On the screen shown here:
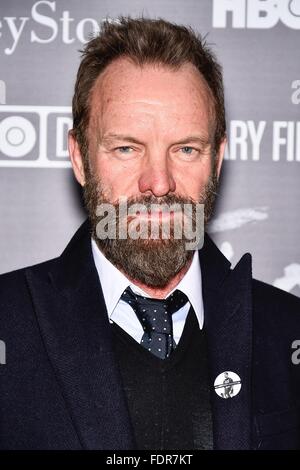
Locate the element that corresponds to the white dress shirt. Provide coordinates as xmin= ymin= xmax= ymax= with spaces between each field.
xmin=91 ymin=239 xmax=204 ymax=344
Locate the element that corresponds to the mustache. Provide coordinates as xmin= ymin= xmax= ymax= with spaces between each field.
xmin=107 ymin=193 xmax=198 ymax=209
xmin=94 ymin=193 xmax=202 ymax=238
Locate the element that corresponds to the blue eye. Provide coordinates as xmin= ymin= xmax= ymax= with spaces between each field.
xmin=116 ymin=146 xmax=133 ymax=153
xmin=181 ymin=146 xmax=194 ymax=154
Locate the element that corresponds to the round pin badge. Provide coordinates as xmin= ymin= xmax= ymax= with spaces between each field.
xmin=214 ymin=371 xmax=241 ymax=399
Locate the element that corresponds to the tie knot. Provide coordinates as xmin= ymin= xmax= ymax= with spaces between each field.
xmin=121 ymin=287 xmax=188 ymax=359
xmin=121 ymin=287 xmax=188 ymax=334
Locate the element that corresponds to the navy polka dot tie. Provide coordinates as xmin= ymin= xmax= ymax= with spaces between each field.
xmin=121 ymin=287 xmax=189 ymax=359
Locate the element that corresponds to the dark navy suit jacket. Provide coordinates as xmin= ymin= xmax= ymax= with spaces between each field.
xmin=1 ymin=220 xmax=300 ymax=450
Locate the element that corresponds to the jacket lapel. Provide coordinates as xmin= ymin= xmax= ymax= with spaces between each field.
xmin=200 ymin=235 xmax=253 ymax=449
xmin=25 ymin=221 xmax=135 ymax=450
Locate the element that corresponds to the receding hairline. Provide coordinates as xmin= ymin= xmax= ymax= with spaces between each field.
xmin=71 ymin=16 xmax=226 ymax=163
xmin=87 ymin=55 xmax=217 ymax=136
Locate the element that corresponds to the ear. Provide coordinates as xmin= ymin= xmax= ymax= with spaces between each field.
xmin=215 ymin=137 xmax=227 ymax=179
xmin=68 ymin=130 xmax=85 ymax=186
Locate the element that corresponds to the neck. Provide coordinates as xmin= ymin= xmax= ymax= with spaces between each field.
xmin=123 ymin=258 xmax=193 ymax=299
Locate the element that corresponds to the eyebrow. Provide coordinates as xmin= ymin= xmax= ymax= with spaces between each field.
xmin=100 ymin=133 xmax=210 ymax=146
xmin=101 ymin=134 xmax=144 ymax=145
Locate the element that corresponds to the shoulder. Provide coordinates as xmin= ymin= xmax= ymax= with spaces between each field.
xmin=253 ymin=278 xmax=300 ymax=314
xmin=0 ymin=221 xmax=91 ymax=326
xmin=252 ymin=278 xmax=300 ymax=336
xmin=0 ymin=257 xmax=58 ymax=291
xmin=0 ymin=258 xmax=59 ymax=324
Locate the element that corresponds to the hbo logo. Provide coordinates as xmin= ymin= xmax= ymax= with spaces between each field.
xmin=213 ymin=0 xmax=300 ymax=29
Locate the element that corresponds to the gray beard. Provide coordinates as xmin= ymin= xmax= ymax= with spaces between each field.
xmin=83 ymin=168 xmax=218 ymax=288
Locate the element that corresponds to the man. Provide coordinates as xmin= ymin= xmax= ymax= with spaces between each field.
xmin=222 ymin=372 xmax=234 ymax=399
xmin=1 ymin=16 xmax=300 ymax=450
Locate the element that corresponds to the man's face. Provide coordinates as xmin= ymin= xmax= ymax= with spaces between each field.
xmin=69 ymin=57 xmax=225 ymax=287
xmin=85 ymin=57 xmax=222 ymax=202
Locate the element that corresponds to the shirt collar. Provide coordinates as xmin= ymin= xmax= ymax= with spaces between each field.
xmin=91 ymin=238 xmax=204 ymax=328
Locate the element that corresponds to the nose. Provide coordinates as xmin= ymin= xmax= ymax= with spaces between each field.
xmin=138 ymin=156 xmax=176 ymax=197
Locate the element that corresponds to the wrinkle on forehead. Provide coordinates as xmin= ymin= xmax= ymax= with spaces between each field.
xmin=88 ymin=57 xmax=216 ymax=146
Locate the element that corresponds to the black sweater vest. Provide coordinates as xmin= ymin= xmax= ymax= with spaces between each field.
xmin=111 ymin=308 xmax=213 ymax=450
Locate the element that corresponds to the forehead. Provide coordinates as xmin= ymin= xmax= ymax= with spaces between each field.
xmin=89 ymin=57 xmax=213 ymax=134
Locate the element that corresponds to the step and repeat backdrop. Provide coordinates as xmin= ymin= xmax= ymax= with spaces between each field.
xmin=0 ymin=0 xmax=299 ymax=296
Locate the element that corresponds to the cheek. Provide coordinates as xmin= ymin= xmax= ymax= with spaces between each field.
xmin=92 ymin=157 xmax=137 ymax=201
xmin=174 ymin=159 xmax=213 ymax=196
xmin=89 ymin=158 xmax=114 ymax=200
